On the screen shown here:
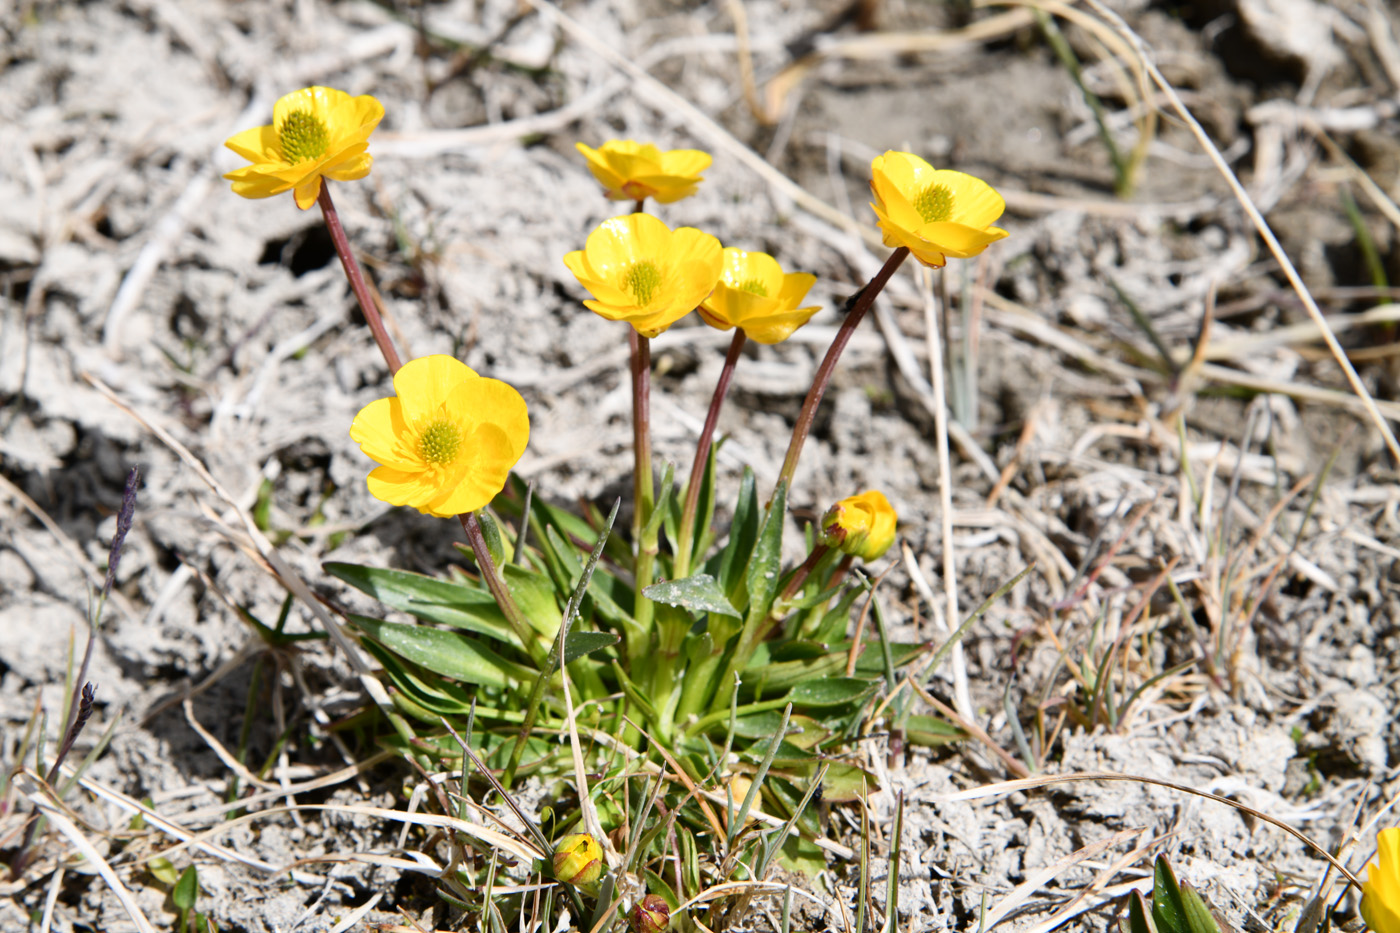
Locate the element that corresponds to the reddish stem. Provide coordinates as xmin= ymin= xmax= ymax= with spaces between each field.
xmin=776 ymin=247 xmax=909 ymax=493
xmin=318 ymin=183 xmax=402 ymax=374
xmin=673 ymin=329 xmax=747 ymax=577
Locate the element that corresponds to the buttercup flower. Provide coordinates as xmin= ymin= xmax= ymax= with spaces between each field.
xmin=698 ymin=248 xmax=820 ymax=345
xmin=349 ymin=356 xmax=528 ymax=518
xmin=869 ymin=151 xmax=1008 ymax=268
xmin=1363 ymin=827 xmax=1400 ymax=933
xmin=576 ymin=140 xmax=711 ymax=203
xmin=552 ymin=833 xmax=604 ymax=885
xmin=820 ymin=491 xmax=897 ymax=561
xmin=564 ymin=214 xmax=722 ymax=338
xmin=224 ymin=86 xmax=384 ymax=210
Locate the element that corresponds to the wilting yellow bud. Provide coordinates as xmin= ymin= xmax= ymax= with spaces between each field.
xmin=552 ymin=833 xmax=603 ymax=885
xmin=632 ymin=895 xmax=671 ymax=933
xmin=820 ymin=491 xmax=897 ymax=561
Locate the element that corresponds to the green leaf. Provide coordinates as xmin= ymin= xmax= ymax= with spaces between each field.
xmin=1127 ymin=890 xmax=1156 ymax=933
xmin=787 ymin=677 xmax=878 ymax=708
xmin=563 ymin=630 xmax=618 ymax=665
xmin=1152 ymin=855 xmax=1190 ymax=933
xmin=360 ymin=639 xmax=476 ymax=715
xmin=325 ymin=563 xmax=511 ymax=642
xmin=351 ymin=616 xmax=515 ymax=688
xmin=903 ymin=714 xmax=966 ymax=747
xmin=730 ymin=711 xmax=830 ymax=749
xmin=148 ymin=856 xmax=178 ymax=886
xmin=172 ymin=864 xmax=199 ymax=910
xmin=642 ymin=574 xmax=741 ymax=619
xmin=1181 ymin=885 xmax=1228 ymax=933
xmin=504 ymin=563 xmax=563 ymax=637
xmin=750 ymin=651 xmax=848 ymax=695
xmin=476 ymin=510 xmax=507 ymax=568
xmin=718 ymin=469 xmax=759 ymax=603
xmin=744 ymin=482 xmax=787 ymax=620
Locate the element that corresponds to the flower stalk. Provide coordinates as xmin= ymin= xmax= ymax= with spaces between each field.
xmin=673 ymin=329 xmax=746 ymax=578
xmin=630 ymin=330 xmax=657 ymax=642
xmin=459 ymin=512 xmax=547 ymax=668
xmin=318 ymin=184 xmax=402 ymax=373
xmin=776 ymin=246 xmax=909 ymax=492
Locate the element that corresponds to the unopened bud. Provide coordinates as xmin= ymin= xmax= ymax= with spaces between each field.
xmin=552 ymin=833 xmax=603 ymax=885
xmin=632 ymin=895 xmax=670 ymax=933
xmin=819 ymin=490 xmax=897 ymax=561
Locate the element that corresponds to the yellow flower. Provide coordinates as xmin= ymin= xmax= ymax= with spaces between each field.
xmin=869 ymin=151 xmax=1008 ymax=268
xmin=224 ymin=86 xmax=384 ymax=210
xmin=820 ymin=491 xmax=897 ymax=561
xmin=349 ymin=356 xmax=528 ymax=518
xmin=1363 ymin=827 xmax=1400 ymax=933
xmin=575 ymin=140 xmax=711 ymax=203
xmin=552 ymin=833 xmax=604 ymax=885
xmin=563 ymin=214 xmax=722 ymax=338
xmin=698 ymin=248 xmax=820 ymax=345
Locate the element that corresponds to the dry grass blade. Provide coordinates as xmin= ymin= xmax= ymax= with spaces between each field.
xmin=980 ymin=825 xmax=1145 ymax=929
xmin=16 ymin=775 xmax=158 ymax=933
xmin=1082 ymin=0 xmax=1400 ymax=462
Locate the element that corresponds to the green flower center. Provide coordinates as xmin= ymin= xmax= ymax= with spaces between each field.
xmin=278 ymin=110 xmax=330 ymax=164
xmin=624 ymin=261 xmax=662 ymax=307
xmin=913 ymin=184 xmax=954 ymax=224
xmin=736 ymin=278 xmax=769 ymax=297
xmin=417 ymin=418 xmax=463 ymax=465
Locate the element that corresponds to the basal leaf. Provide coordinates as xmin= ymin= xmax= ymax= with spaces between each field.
xmin=351 ymin=615 xmax=515 ymax=688
xmin=642 ymin=574 xmax=741 ymax=619
xmin=563 ymin=630 xmax=619 ymax=665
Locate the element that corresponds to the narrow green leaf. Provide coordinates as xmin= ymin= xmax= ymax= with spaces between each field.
xmin=643 ymin=574 xmax=741 ymax=618
xmin=172 ymin=865 xmax=198 ymax=910
xmin=787 ymin=677 xmax=877 ymax=708
xmin=1181 ymin=885 xmax=1228 ymax=933
xmin=351 ymin=616 xmax=514 ymax=688
xmin=903 ymin=714 xmax=966 ymax=747
xmin=476 ymin=510 xmax=507 ymax=568
xmin=744 ymin=481 xmax=787 ymax=619
xmin=563 ymin=630 xmax=618 ymax=665
xmin=718 ymin=469 xmax=759 ymax=602
xmin=1127 ymin=890 xmax=1156 ymax=933
xmin=1152 ymin=855 xmax=1190 ymax=933
xmin=325 ymin=562 xmax=511 ymax=641
xmin=148 ymin=857 xmax=178 ymax=887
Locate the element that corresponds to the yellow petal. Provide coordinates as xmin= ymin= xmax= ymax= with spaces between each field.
xmin=742 ymin=305 xmax=820 ymax=345
xmin=223 ymin=166 xmax=294 ymax=200
xmin=450 ymin=378 xmax=530 ymax=460
xmin=349 ymin=398 xmax=418 ymax=469
xmin=432 ymin=424 xmax=516 ymax=515
xmin=919 ymin=222 xmax=1009 ymax=258
xmin=224 ymin=125 xmax=280 ymax=162
xmin=931 ymin=169 xmax=1006 ymax=227
xmin=293 ymin=177 xmax=322 ymax=210
xmin=775 ymin=272 xmax=817 ymax=308
xmin=323 ymin=150 xmax=373 ymax=182
xmin=366 ymin=465 xmax=440 ymax=510
xmin=391 ymin=355 xmax=479 ymax=425
xmin=658 ymin=148 xmax=711 ymax=177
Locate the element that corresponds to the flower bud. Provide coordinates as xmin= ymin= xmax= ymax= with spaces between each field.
xmin=820 ymin=491 xmax=897 ymax=561
xmin=552 ymin=833 xmax=603 ymax=885
xmin=632 ymin=895 xmax=671 ymax=933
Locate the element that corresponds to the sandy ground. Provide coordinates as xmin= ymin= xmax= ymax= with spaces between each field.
xmin=4 ymin=0 xmax=1400 ymax=930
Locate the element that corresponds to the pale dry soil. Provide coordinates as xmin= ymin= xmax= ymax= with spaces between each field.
xmin=2 ymin=0 xmax=1400 ymax=931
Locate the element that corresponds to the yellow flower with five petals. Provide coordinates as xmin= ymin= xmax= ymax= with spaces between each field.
xmin=869 ymin=151 xmax=1008 ymax=268
xmin=698 ymin=248 xmax=820 ymax=345
xmin=820 ymin=491 xmax=897 ymax=562
xmin=224 ymin=86 xmax=384 ymax=210
xmin=576 ymin=140 xmax=711 ymax=204
xmin=563 ymin=214 xmax=722 ymax=338
xmin=349 ymin=356 xmax=529 ymax=518
xmin=1363 ymin=827 xmax=1400 ymax=933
